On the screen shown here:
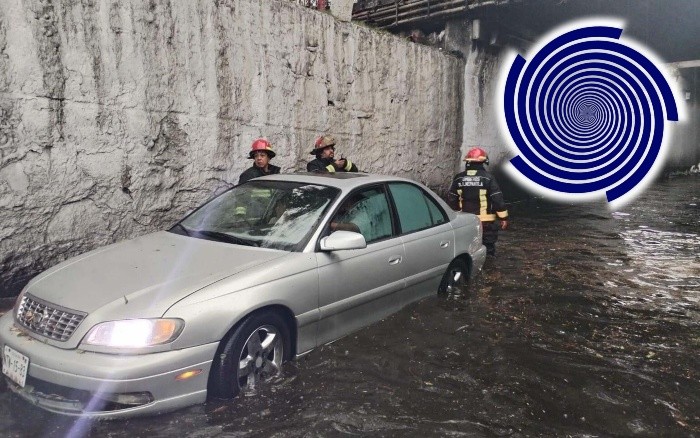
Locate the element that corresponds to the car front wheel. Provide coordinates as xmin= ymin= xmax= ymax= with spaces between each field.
xmin=209 ymin=310 xmax=291 ymax=399
xmin=438 ymin=258 xmax=469 ymax=295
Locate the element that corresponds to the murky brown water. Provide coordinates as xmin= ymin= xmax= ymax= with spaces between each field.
xmin=1 ymin=176 xmax=698 ymax=437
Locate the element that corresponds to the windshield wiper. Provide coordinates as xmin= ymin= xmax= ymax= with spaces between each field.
xmin=190 ymin=229 xmax=259 ymax=247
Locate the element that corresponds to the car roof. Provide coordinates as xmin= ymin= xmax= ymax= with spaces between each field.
xmin=252 ymin=172 xmax=423 ymax=191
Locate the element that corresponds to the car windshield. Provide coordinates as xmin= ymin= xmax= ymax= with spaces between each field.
xmin=173 ymin=181 xmax=340 ymax=251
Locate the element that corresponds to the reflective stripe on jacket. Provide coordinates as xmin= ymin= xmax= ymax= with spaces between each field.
xmin=307 ymin=157 xmax=358 ymax=173
xmin=448 ymin=164 xmax=508 ymax=222
xmin=238 ymin=164 xmax=281 ymax=185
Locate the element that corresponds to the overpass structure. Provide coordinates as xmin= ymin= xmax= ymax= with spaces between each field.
xmin=353 ymin=0 xmax=700 ymax=61
xmin=352 ymin=0 xmax=700 ymax=170
xmin=352 ymin=0 xmax=519 ymax=30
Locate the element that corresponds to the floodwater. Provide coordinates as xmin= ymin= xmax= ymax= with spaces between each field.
xmin=0 ymin=176 xmax=698 ymax=437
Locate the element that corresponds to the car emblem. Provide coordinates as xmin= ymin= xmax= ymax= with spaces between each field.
xmin=24 ymin=308 xmax=49 ymax=328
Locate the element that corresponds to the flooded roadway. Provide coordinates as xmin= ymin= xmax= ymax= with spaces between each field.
xmin=0 ymin=176 xmax=698 ymax=437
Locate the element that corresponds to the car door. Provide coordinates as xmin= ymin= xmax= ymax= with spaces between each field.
xmin=387 ymin=182 xmax=454 ymax=303
xmin=315 ymin=185 xmax=406 ymax=346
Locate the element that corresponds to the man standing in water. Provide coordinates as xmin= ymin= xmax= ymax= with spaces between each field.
xmin=238 ymin=138 xmax=281 ymax=184
xmin=448 ymin=146 xmax=509 ymax=256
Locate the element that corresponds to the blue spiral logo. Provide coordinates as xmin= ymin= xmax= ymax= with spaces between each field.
xmin=503 ymin=24 xmax=679 ymax=204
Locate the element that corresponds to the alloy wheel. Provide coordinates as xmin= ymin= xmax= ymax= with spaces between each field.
xmin=237 ymin=324 xmax=284 ymax=389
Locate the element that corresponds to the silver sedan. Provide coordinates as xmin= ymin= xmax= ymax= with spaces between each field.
xmin=0 ymin=173 xmax=486 ymax=418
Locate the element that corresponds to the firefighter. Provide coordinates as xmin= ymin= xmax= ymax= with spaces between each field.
xmin=448 ymin=147 xmax=509 ymax=256
xmin=238 ymin=138 xmax=281 ymax=185
xmin=307 ymin=135 xmax=358 ymax=173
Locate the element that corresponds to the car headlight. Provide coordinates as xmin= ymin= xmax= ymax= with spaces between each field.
xmin=83 ymin=319 xmax=184 ymax=348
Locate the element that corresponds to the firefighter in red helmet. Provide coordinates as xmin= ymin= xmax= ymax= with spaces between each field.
xmin=448 ymin=147 xmax=509 ymax=256
xmin=238 ymin=138 xmax=281 ymax=184
xmin=307 ymin=135 xmax=358 ymax=173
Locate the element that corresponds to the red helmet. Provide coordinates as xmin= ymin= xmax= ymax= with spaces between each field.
xmin=249 ymin=138 xmax=275 ymax=159
xmin=464 ymin=147 xmax=489 ymax=164
xmin=310 ymin=135 xmax=336 ymax=155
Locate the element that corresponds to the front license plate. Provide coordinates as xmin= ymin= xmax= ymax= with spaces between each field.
xmin=2 ymin=345 xmax=29 ymax=388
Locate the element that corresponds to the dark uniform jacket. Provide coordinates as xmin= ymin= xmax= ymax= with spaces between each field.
xmin=307 ymin=157 xmax=358 ymax=173
xmin=238 ymin=164 xmax=281 ymax=185
xmin=448 ymin=164 xmax=508 ymax=222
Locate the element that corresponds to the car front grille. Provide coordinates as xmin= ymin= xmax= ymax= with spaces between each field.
xmin=15 ymin=294 xmax=86 ymax=342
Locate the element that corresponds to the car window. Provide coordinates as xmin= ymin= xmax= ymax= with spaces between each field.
xmin=424 ymin=191 xmax=448 ymax=225
xmin=388 ymin=183 xmax=446 ymax=233
xmin=331 ymin=187 xmax=393 ymax=244
xmin=176 ymin=181 xmax=340 ymax=251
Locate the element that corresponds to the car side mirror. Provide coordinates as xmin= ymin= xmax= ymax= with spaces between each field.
xmin=319 ymin=231 xmax=367 ymax=251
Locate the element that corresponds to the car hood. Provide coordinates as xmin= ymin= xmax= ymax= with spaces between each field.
xmin=26 ymin=231 xmax=288 ymax=316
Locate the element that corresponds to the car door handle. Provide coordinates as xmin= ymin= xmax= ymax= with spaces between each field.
xmin=388 ymin=256 xmax=402 ymax=265
xmin=440 ymin=241 xmax=450 ymax=248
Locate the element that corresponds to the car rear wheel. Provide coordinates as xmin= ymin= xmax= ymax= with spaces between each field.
xmin=438 ymin=258 xmax=469 ymax=295
xmin=209 ymin=310 xmax=291 ymax=399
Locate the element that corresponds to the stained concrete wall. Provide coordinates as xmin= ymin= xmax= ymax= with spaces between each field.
xmin=0 ymin=0 xmax=464 ymax=296
xmin=668 ymin=67 xmax=700 ymax=170
xmin=444 ymin=19 xmax=511 ymax=178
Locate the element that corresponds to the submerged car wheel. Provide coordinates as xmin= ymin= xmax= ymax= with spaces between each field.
xmin=209 ymin=310 xmax=291 ymax=399
xmin=438 ymin=258 xmax=469 ymax=295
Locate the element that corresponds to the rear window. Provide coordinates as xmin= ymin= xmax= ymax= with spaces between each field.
xmin=388 ymin=183 xmax=447 ymax=234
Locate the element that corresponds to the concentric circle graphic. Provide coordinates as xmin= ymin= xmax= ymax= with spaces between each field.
xmin=503 ymin=24 xmax=679 ymax=203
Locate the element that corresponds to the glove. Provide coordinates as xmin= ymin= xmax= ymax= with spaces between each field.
xmin=500 ymin=219 xmax=509 ymax=231
xmin=334 ymin=158 xmax=347 ymax=170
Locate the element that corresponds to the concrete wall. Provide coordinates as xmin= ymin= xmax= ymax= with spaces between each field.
xmin=0 ymin=0 xmax=464 ymax=296
xmin=444 ymin=19 xmax=511 ymax=177
xmin=668 ymin=67 xmax=700 ymax=170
